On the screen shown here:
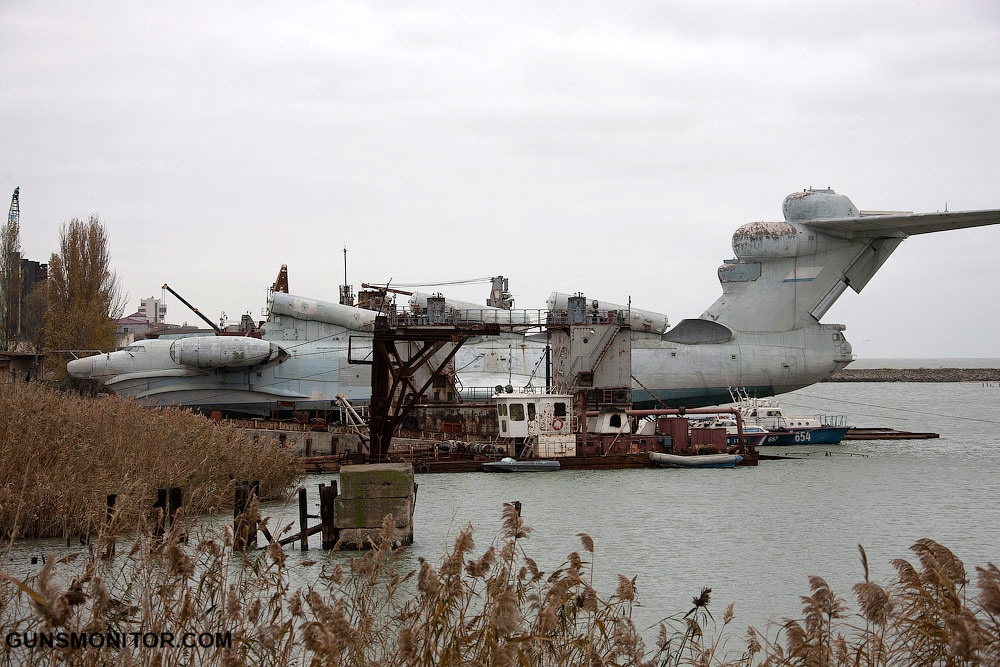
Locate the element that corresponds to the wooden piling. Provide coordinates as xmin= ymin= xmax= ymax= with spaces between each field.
xmin=153 ymin=489 xmax=167 ymax=540
xmin=168 ymin=487 xmax=182 ymax=525
xmin=168 ymin=486 xmax=186 ymax=541
xmin=106 ymin=494 xmax=117 ymax=524
xmin=298 ymin=487 xmax=309 ymax=551
xmin=105 ymin=494 xmax=117 ymax=559
xmin=234 ymin=481 xmax=257 ymax=551
xmin=319 ymin=481 xmax=339 ymax=549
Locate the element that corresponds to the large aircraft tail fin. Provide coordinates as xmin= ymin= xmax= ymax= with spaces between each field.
xmin=700 ymin=188 xmax=1000 ymax=332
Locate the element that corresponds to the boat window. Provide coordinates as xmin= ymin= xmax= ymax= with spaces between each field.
xmin=554 ymin=402 xmax=567 ymax=417
xmin=609 ymin=414 xmax=622 ymax=428
xmin=527 ymin=403 xmax=536 ymax=420
xmin=510 ymin=404 xmax=525 ymax=422
xmin=497 ymin=404 xmax=507 ymax=417
xmin=500 ymin=420 xmax=507 ymax=433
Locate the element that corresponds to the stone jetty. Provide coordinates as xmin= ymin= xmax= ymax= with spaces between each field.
xmin=825 ymin=368 xmax=1000 ymax=382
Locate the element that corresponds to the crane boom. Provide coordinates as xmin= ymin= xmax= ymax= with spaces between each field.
xmin=161 ymin=283 xmax=221 ymax=333
xmin=7 ymin=187 xmax=17 ymax=225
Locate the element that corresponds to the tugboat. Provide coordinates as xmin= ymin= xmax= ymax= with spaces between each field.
xmin=489 ymin=389 xmax=759 ymax=470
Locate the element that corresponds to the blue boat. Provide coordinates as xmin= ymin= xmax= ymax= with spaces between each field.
xmin=758 ymin=426 xmax=849 ymax=446
xmin=731 ymin=392 xmax=849 ymax=446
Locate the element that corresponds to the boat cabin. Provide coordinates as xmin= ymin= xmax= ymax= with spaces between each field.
xmin=495 ymin=392 xmax=573 ymax=438
xmin=494 ymin=391 xmax=578 ymax=458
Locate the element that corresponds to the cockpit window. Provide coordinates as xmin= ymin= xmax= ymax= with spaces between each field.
xmin=125 ymin=345 xmax=146 ymax=353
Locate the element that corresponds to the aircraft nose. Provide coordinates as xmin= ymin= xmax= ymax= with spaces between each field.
xmin=67 ymin=357 xmax=94 ymax=378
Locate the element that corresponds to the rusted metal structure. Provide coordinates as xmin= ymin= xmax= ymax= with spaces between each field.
xmin=360 ymin=312 xmax=500 ymax=460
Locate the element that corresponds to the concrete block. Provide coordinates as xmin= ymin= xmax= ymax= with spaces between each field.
xmin=338 ymin=463 xmax=414 ymax=499
xmin=334 ymin=496 xmax=412 ymax=529
xmin=336 ymin=526 xmax=413 ymax=551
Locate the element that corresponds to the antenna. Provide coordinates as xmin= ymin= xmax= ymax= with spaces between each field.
xmin=339 ymin=245 xmax=355 ymax=306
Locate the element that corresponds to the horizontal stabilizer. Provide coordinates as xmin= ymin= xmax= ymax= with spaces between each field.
xmin=802 ymin=209 xmax=1000 ymax=236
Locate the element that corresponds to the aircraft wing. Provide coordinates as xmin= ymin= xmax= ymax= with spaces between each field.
xmin=801 ymin=209 xmax=1000 ymax=236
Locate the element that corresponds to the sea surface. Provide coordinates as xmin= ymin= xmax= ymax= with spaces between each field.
xmin=7 ymin=379 xmax=1000 ymax=644
xmin=272 ymin=379 xmax=1000 ymax=638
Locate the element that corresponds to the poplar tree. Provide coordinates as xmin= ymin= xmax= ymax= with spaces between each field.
xmin=19 ymin=281 xmax=47 ymax=356
xmin=45 ymin=215 xmax=126 ymax=376
xmin=0 ymin=194 xmax=22 ymax=350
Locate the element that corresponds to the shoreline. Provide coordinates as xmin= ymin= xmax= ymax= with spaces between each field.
xmin=825 ymin=368 xmax=1000 ymax=382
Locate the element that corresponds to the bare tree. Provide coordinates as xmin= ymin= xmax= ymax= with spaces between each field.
xmin=0 ymin=188 xmax=22 ymax=351
xmin=45 ymin=215 xmax=126 ymax=376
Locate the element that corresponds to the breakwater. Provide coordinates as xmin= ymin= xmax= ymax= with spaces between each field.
xmin=826 ymin=368 xmax=1000 ymax=382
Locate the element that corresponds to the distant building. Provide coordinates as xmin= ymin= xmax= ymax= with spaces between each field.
xmin=3 ymin=256 xmax=47 ymax=340
xmin=0 ymin=350 xmax=44 ymax=384
xmin=20 ymin=258 xmax=47 ymax=298
xmin=115 ymin=297 xmax=175 ymax=348
xmin=116 ymin=312 xmax=155 ymax=348
xmin=139 ymin=296 xmax=167 ymax=324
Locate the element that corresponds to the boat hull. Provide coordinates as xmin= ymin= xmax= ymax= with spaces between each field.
xmin=649 ymin=452 xmax=743 ymax=468
xmin=759 ymin=427 xmax=848 ymax=446
xmin=725 ymin=433 xmax=770 ymax=448
xmin=483 ymin=460 xmax=561 ymax=472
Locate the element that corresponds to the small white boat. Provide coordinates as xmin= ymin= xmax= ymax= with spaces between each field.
xmin=483 ymin=457 xmax=561 ymax=473
xmin=649 ymin=451 xmax=743 ymax=469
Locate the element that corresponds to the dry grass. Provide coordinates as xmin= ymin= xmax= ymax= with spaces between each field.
xmin=0 ymin=504 xmax=662 ymax=666
xmin=2 ymin=500 xmax=998 ymax=666
xmin=0 ymin=382 xmax=302 ymax=539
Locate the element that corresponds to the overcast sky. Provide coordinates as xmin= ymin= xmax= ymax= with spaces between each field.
xmin=2 ymin=0 xmax=999 ymax=358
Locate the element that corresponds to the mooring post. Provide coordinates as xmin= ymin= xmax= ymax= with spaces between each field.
xmin=106 ymin=494 xmax=117 ymax=523
xmin=234 ymin=482 xmax=247 ymax=550
xmin=319 ymin=480 xmax=339 ymax=549
xmin=167 ymin=487 xmax=182 ymax=526
xmin=298 ymin=487 xmax=309 ymax=551
xmin=513 ymin=500 xmax=522 ymax=516
xmin=234 ymin=481 xmax=257 ymax=551
xmin=153 ymin=489 xmax=167 ymax=540
xmin=105 ymin=494 xmax=117 ymax=559
xmin=169 ymin=486 xmax=187 ymax=542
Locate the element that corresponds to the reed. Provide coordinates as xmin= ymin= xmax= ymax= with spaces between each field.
xmin=2 ymin=501 xmax=997 ymax=666
xmin=0 ymin=382 xmax=302 ymax=540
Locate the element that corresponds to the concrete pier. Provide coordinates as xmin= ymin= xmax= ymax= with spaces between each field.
xmin=334 ymin=463 xmax=415 ymax=549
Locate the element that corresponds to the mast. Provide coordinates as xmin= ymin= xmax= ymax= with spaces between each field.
xmin=339 ymin=245 xmax=355 ymax=306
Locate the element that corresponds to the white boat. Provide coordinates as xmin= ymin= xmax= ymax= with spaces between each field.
xmin=483 ymin=457 xmax=561 ymax=473
xmin=649 ymin=451 xmax=743 ymax=468
xmin=728 ymin=388 xmax=849 ymax=445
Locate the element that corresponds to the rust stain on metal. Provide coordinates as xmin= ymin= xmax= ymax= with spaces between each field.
xmin=734 ymin=221 xmax=797 ymax=242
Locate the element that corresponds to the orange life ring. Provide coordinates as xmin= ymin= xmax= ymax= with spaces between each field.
xmin=552 ymin=417 xmax=564 ymax=431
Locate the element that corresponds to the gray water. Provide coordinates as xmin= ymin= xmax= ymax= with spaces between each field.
xmin=7 ymin=381 xmax=1000 ymax=639
xmin=394 ymin=381 xmax=1000 ymax=635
